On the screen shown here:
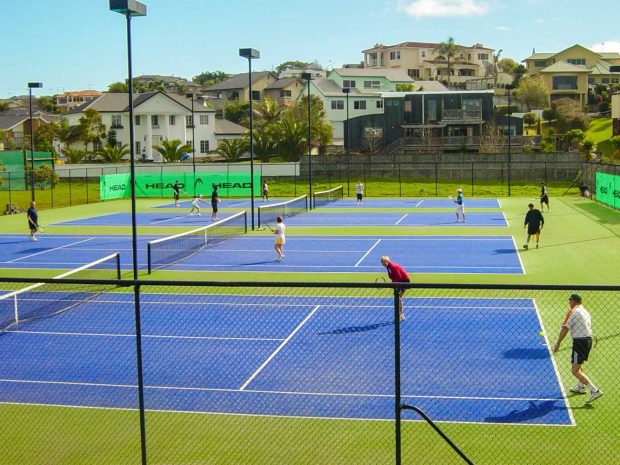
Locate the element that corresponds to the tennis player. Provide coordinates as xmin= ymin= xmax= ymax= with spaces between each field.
xmin=211 ymin=186 xmax=221 ymax=221
xmin=356 ymin=180 xmax=364 ymax=206
xmin=262 ymin=181 xmax=269 ymax=201
xmin=189 ymin=194 xmax=207 ymax=216
xmin=26 ymin=201 xmax=39 ymax=241
xmin=553 ymin=293 xmax=603 ymax=404
xmin=540 ymin=182 xmax=550 ymax=211
xmin=453 ymin=188 xmax=466 ymax=223
xmin=380 ymin=256 xmax=410 ymax=321
xmin=172 ymin=180 xmax=181 ymax=207
xmin=273 ymin=216 xmax=286 ymax=261
xmin=523 ymin=203 xmax=544 ymax=249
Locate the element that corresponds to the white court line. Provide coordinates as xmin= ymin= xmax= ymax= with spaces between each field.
xmin=511 ymin=235 xmax=526 ymax=275
xmin=354 ymin=239 xmax=381 ymax=267
xmin=239 ymin=305 xmax=321 ymax=391
xmin=7 ymin=237 xmax=96 ymax=263
xmin=394 ymin=213 xmax=408 ymax=225
xmin=502 ymin=211 xmax=509 ymax=227
xmin=150 ymin=215 xmax=198 ymax=225
xmin=8 ymin=330 xmax=284 ymax=342
xmin=413 ymin=200 xmax=424 ymax=207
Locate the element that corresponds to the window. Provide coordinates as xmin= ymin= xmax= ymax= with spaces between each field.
xmin=169 ymin=115 xmax=176 ymax=126
xmin=199 ymin=114 xmax=209 ymax=125
xmin=111 ymin=114 xmax=122 ymax=128
xmin=93 ymin=140 xmax=103 ymax=151
xmin=376 ymin=100 xmax=383 ymax=109
xmin=534 ymin=60 xmax=547 ymax=67
xmin=280 ymin=89 xmax=292 ymax=98
xmin=552 ymin=76 xmax=578 ymax=90
xmin=343 ymin=80 xmax=356 ymax=89
xmin=477 ymin=53 xmax=489 ymax=60
xmin=200 ymin=140 xmax=210 ymax=154
xmin=135 ymin=141 xmax=141 ymax=155
xmin=602 ymin=78 xmax=610 ymax=84
xmin=134 ymin=115 xmax=140 ymax=126
xmin=151 ymin=115 xmax=159 ymax=128
xmin=251 ymin=90 xmax=261 ymax=101
xmin=421 ymin=51 xmax=426 ymax=57
xmin=331 ymin=100 xmax=344 ymax=110
xmin=567 ymin=58 xmax=586 ymax=65
xmin=353 ymin=100 xmax=366 ymax=110
xmin=229 ymin=90 xmax=240 ymax=100
xmin=363 ymin=80 xmax=381 ymax=89
xmin=588 ymin=78 xmax=595 ymax=84
xmin=186 ymin=115 xmax=193 ymax=127
xmin=408 ymin=69 xmax=420 ymax=78
xmin=186 ymin=140 xmax=193 ymax=148
xmin=468 ymin=54 xmax=471 ymax=60
xmin=390 ymin=50 xmax=400 ymax=60
xmin=612 ymin=78 xmax=620 ymax=84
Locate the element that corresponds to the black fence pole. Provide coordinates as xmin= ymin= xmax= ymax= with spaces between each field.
xmin=471 ymin=162 xmax=474 ymax=197
xmin=398 ymin=163 xmax=402 ymax=197
xmin=394 ymin=286 xmax=402 ymax=465
xmin=69 ymin=170 xmax=72 ymax=206
xmin=435 ymin=163 xmax=438 ymax=197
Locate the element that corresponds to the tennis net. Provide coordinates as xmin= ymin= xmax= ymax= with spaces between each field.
xmin=0 ymin=253 xmax=121 ymax=333
xmin=257 ymin=195 xmax=308 ymax=229
xmin=313 ymin=185 xmax=343 ymax=208
xmin=147 ymin=210 xmax=247 ymax=273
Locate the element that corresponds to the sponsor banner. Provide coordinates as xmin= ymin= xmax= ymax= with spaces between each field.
xmin=100 ymin=173 xmax=131 ymax=200
xmin=595 ymin=172 xmax=620 ymax=210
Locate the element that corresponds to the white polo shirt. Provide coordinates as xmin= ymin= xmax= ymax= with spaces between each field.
xmin=562 ymin=304 xmax=592 ymax=339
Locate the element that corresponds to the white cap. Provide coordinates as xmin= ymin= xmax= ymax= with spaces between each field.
xmin=457 ymin=188 xmax=463 ymax=193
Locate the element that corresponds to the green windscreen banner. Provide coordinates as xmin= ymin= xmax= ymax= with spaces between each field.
xmin=595 ymin=171 xmax=619 ymax=210
xmin=100 ymin=172 xmax=261 ymax=200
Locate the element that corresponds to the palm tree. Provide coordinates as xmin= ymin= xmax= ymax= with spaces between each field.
xmin=276 ymin=116 xmax=306 ymax=162
xmin=214 ymin=138 xmax=249 ymax=162
xmin=436 ymin=37 xmax=458 ymax=88
xmin=99 ymin=143 xmax=130 ymax=163
xmin=253 ymin=128 xmax=277 ymax=162
xmin=255 ymin=97 xmax=282 ymax=127
xmin=152 ymin=139 xmax=194 ymax=163
xmin=64 ymin=147 xmax=87 ymax=164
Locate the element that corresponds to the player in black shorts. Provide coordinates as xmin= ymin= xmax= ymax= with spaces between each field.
xmin=172 ymin=180 xmax=180 ymax=207
xmin=523 ymin=203 xmax=544 ymax=249
xmin=211 ymin=185 xmax=220 ymax=221
xmin=540 ymin=182 xmax=549 ymax=211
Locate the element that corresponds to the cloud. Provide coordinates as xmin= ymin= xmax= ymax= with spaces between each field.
xmin=492 ymin=25 xmax=510 ymax=31
xmin=591 ymin=41 xmax=620 ymax=54
xmin=397 ymin=0 xmax=490 ymax=18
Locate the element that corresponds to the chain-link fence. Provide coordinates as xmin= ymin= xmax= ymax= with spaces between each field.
xmin=1 ymin=279 xmax=618 ymax=465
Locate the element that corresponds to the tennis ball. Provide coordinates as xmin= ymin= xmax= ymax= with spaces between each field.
xmin=538 ymin=331 xmax=545 ymax=337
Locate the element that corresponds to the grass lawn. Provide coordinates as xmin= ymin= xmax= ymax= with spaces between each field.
xmin=0 ymin=191 xmax=618 ymax=464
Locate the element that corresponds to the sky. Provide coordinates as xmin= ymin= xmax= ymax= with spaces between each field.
xmin=1 ymin=0 xmax=619 ymax=98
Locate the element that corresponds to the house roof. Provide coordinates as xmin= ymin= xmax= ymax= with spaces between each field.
xmin=414 ymin=81 xmax=448 ymax=91
xmin=311 ymin=78 xmax=363 ymax=97
xmin=204 ymin=72 xmax=276 ymax=91
xmin=54 ymin=90 xmax=102 ymax=98
xmin=331 ymin=68 xmax=414 ymax=82
xmin=525 ymin=53 xmax=555 ymax=61
xmin=600 ymin=52 xmax=620 ymax=60
xmin=362 ymin=41 xmax=493 ymax=53
xmin=67 ymin=92 xmax=213 ymax=114
xmin=214 ymin=119 xmax=248 ymax=136
xmin=0 ymin=112 xmax=57 ymax=130
xmin=538 ymin=61 xmax=590 ymax=73
xmin=265 ymin=78 xmax=300 ymax=90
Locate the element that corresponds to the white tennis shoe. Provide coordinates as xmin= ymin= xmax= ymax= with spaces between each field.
xmin=586 ymin=389 xmax=603 ymax=404
xmin=570 ymin=384 xmax=586 ymax=394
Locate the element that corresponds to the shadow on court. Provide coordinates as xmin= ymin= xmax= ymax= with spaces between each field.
xmin=318 ymin=320 xmax=394 ymax=335
xmin=502 ymin=347 xmax=549 ymax=360
xmin=485 ymin=400 xmax=563 ymax=423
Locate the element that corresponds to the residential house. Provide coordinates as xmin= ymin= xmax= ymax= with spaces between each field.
xmin=54 ymin=90 xmax=102 ymax=112
xmin=0 ymin=109 xmax=59 ymax=149
xmin=202 ymin=72 xmax=278 ymax=111
xmin=362 ymin=42 xmax=499 ymax=87
xmin=264 ymin=78 xmax=305 ymax=107
xmin=279 ymin=67 xmax=326 ymax=79
xmin=134 ymin=75 xmax=201 ymax=92
xmin=523 ymin=44 xmax=620 ymax=106
xmin=66 ymin=92 xmax=224 ymax=162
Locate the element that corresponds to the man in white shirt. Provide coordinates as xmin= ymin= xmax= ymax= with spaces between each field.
xmin=356 ymin=181 xmax=364 ymax=206
xmin=273 ymin=216 xmax=286 ymax=261
xmin=553 ymin=293 xmax=603 ymax=404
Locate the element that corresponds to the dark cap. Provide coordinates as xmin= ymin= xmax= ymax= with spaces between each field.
xmin=569 ymin=293 xmax=582 ymax=302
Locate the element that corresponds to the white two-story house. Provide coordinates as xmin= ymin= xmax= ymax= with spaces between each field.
xmin=66 ymin=92 xmax=245 ymax=162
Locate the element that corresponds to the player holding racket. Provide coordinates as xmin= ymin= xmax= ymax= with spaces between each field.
xmin=553 ymin=293 xmax=603 ymax=404
xmin=453 ymin=188 xmax=466 ymax=223
xmin=210 ymin=185 xmax=221 ymax=221
xmin=26 ymin=201 xmax=39 ymax=241
xmin=523 ymin=203 xmax=544 ymax=249
xmin=273 ymin=216 xmax=286 ymax=261
xmin=189 ymin=194 xmax=207 ymax=216
xmin=380 ymin=256 xmax=410 ymax=321
xmin=172 ymin=180 xmax=181 ymax=207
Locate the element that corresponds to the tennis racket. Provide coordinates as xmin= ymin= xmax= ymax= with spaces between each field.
xmin=36 ymin=224 xmax=46 ymax=233
xmin=375 ymin=276 xmax=387 ymax=283
xmin=447 ymin=194 xmax=454 ymax=201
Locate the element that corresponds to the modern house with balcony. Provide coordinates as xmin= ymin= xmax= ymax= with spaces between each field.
xmin=0 ymin=109 xmax=60 ymax=149
xmin=54 ymin=90 xmax=102 ymax=112
xmin=202 ymin=72 xmax=278 ymax=111
xmin=523 ymin=44 xmax=620 ymax=106
xmin=263 ymin=78 xmax=305 ymax=107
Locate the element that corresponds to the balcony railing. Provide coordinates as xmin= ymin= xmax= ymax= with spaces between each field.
xmin=442 ymin=109 xmax=482 ymax=121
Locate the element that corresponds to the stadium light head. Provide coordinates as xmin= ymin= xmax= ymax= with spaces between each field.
xmin=109 ymin=0 xmax=147 ymax=16
xmin=239 ymin=48 xmax=260 ymax=59
xmin=342 ymin=88 xmax=351 ymax=94
xmin=301 ymin=72 xmax=313 ymax=81
xmin=28 ymin=82 xmax=43 ymax=89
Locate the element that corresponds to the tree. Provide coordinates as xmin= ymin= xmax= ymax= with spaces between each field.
xmin=107 ymin=81 xmax=128 ymax=93
xmin=514 ymin=76 xmax=549 ymax=111
xmin=64 ymin=147 xmax=87 ymax=164
xmin=275 ymin=60 xmax=313 ymax=75
xmin=553 ymin=98 xmax=590 ymax=133
xmin=37 ymin=96 xmax=56 ymax=113
xmin=512 ymin=64 xmax=526 ymax=87
xmin=523 ymin=113 xmax=537 ymax=133
xmin=254 ymin=97 xmax=282 ymax=127
xmin=107 ymin=129 xmax=118 ymax=147
xmin=192 ymin=71 xmax=228 ymax=86
xmin=33 ymin=164 xmax=59 ymax=190
xmin=562 ymin=129 xmax=586 ymax=149
xmin=275 ymin=116 xmax=306 ymax=161
xmin=435 ymin=37 xmax=458 ymax=88
xmin=498 ymin=57 xmax=518 ymax=75
xmin=77 ymin=109 xmax=106 ymax=152
xmin=224 ymin=101 xmax=250 ymax=126
xmin=396 ymin=84 xmax=414 ymax=91
xmin=579 ymin=138 xmax=596 ymax=160
xmin=0 ymin=161 xmax=5 ymax=188
xmin=152 ymin=139 xmax=194 ymax=163
xmin=252 ymin=128 xmax=277 ymax=162
xmin=99 ymin=143 xmax=130 ymax=163
xmin=214 ymin=138 xmax=249 ymax=162
xmin=479 ymin=122 xmax=505 ymax=154
xmin=542 ymin=108 xmax=555 ymax=125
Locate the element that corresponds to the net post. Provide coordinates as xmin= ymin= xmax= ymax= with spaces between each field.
xmin=244 ymin=211 xmax=248 ymax=233
xmin=147 ymin=243 xmax=152 ymax=275
xmin=13 ymin=294 xmax=19 ymax=326
xmin=115 ymin=253 xmax=122 ymax=280
xmin=394 ymin=286 xmax=402 ymax=465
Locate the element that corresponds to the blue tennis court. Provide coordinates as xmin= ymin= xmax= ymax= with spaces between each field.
xmin=154 ymin=198 xmax=501 ymax=209
xmin=0 ymin=292 xmax=571 ymax=426
xmin=284 ymin=212 xmax=507 ymax=227
xmin=54 ymin=212 xmax=238 ymax=227
xmin=0 ymin=234 xmax=524 ymax=274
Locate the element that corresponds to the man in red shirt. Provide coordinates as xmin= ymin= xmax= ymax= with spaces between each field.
xmin=380 ymin=256 xmax=411 ymax=321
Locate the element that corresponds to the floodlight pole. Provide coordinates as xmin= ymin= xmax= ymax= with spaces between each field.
xmin=302 ymin=73 xmax=313 ymax=207
xmin=27 ymin=82 xmax=43 ymax=201
xmin=109 ymin=3 xmax=147 ymax=465
xmin=507 ymin=85 xmax=513 ymax=197
xmin=186 ymin=91 xmax=197 ymax=195
xmin=343 ymin=87 xmax=350 ymax=196
xmin=239 ymin=48 xmax=260 ymax=230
